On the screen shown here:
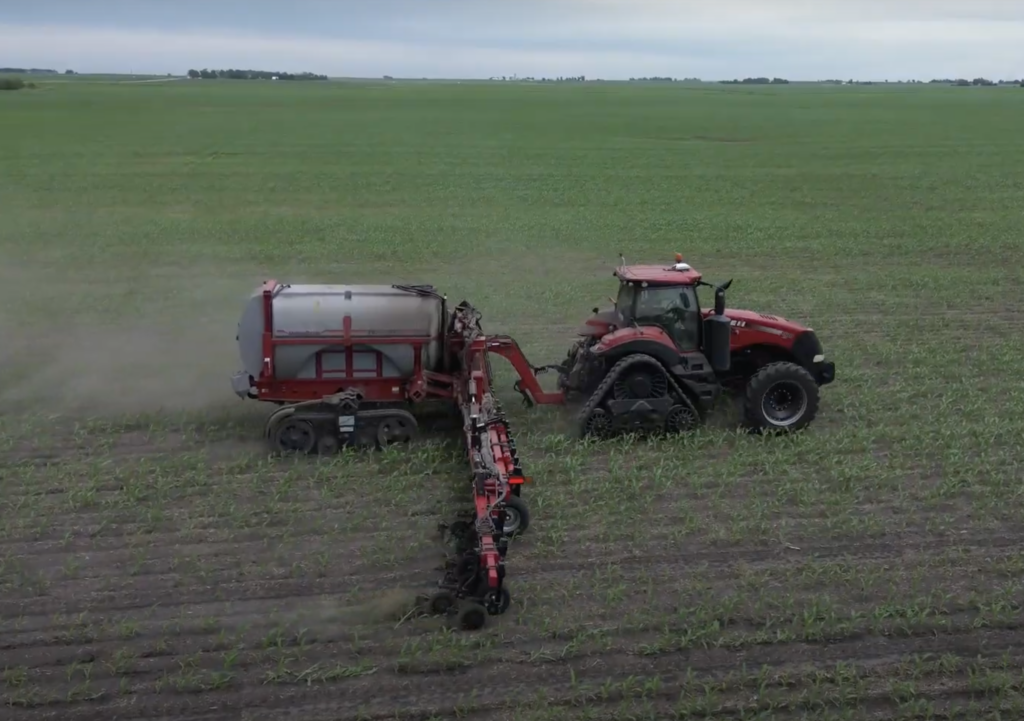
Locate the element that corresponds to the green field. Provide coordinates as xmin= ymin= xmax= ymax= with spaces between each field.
xmin=3 ymin=78 xmax=1024 ymax=720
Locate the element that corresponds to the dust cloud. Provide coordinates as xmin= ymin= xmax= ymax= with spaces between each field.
xmin=0 ymin=258 xmax=260 ymax=418
xmin=1 ymin=323 xmax=240 ymax=416
xmin=297 ymin=588 xmax=427 ymax=628
xmin=228 ymin=588 xmax=434 ymax=646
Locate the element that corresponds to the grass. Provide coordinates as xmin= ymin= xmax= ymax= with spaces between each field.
xmin=2 ymin=77 xmax=1024 ymax=719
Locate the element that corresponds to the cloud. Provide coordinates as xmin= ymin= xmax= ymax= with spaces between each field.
xmin=1 ymin=0 xmax=1023 ymax=80
xmin=555 ymin=0 xmax=1024 ymax=24
xmin=0 ymin=23 xmax=695 ymax=79
xmin=442 ymin=0 xmax=1024 ymax=49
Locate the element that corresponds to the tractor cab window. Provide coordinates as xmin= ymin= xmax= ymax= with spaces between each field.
xmin=634 ymin=285 xmax=700 ymax=350
xmin=615 ymin=282 xmax=635 ymax=316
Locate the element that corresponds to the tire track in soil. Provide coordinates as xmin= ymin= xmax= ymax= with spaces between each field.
xmin=3 ymin=464 xmax=360 ymax=494
xmin=452 ymin=682 xmax=1017 ymax=721
xmin=0 ymin=570 xmax=429 ymax=628
xmin=509 ymin=530 xmax=1022 ymax=577
xmin=0 ymin=522 xmax=404 ymax=555
xmin=0 ymin=504 xmax=434 ymax=546
xmin=1 ymin=588 xmax=434 ymax=650
xmin=0 ymin=570 xmax=441 ymax=624
xmin=18 ymin=628 xmax=1024 ymax=721
xmin=0 ymin=434 xmax=234 ymax=466
xmin=0 ymin=604 xmax=1005 ymax=683
xmin=3 ymin=635 xmax=371 ymax=679
xmin=13 ymin=571 xmax=1021 ymax=660
xmin=17 ymin=522 xmax=1011 ymax=593
xmin=1 ymin=515 xmax=436 ymax=560
xmin=4 ymin=531 xmax=1017 ymax=621
xmin=484 ymin=611 xmax=1024 ymax=663
xmin=2 ymin=540 xmax=437 ymax=590
xmin=2 ymin=543 xmax=288 ymax=578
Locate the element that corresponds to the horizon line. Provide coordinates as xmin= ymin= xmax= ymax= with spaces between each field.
xmin=4 ymin=69 xmax=1023 ymax=84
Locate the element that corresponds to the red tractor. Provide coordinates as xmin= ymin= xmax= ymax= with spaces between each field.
xmin=549 ymin=253 xmax=835 ymax=438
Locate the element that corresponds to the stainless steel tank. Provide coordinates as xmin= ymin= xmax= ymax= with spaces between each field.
xmin=235 ymin=284 xmax=445 ymax=386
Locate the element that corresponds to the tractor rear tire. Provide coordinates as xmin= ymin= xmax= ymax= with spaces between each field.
xmin=743 ymin=362 xmax=820 ymax=433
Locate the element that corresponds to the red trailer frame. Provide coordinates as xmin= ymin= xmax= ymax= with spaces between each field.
xmin=248 ymin=280 xmax=564 ymax=407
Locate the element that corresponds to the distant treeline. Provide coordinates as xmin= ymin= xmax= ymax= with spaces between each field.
xmin=621 ymin=76 xmax=1022 ymax=87
xmin=719 ymin=77 xmax=790 ymax=85
xmin=537 ymin=75 xmax=585 ymax=82
xmin=486 ymin=75 xmax=588 ymax=82
xmin=942 ymin=78 xmax=1019 ymax=86
xmin=0 ymin=67 xmax=59 ymax=74
xmin=715 ymin=77 xmax=1021 ymax=87
xmin=492 ymin=75 xmax=1024 ymax=86
xmin=186 ymin=69 xmax=327 ymax=80
xmin=822 ymin=77 xmax=1021 ymax=86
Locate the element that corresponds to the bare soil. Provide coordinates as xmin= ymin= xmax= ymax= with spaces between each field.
xmin=3 ymin=418 xmax=1023 ymax=721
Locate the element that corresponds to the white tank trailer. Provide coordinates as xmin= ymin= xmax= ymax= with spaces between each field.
xmin=232 ymin=282 xmax=456 ymax=453
xmin=232 ymin=283 xmax=447 ymax=398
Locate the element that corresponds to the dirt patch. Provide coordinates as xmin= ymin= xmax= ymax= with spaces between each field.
xmin=1 ymin=419 xmax=1022 ymax=720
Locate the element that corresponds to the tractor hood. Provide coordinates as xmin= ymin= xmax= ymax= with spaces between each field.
xmin=704 ymin=308 xmax=810 ymax=337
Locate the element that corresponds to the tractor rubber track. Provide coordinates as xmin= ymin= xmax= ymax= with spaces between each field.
xmin=575 ymin=353 xmax=701 ymax=439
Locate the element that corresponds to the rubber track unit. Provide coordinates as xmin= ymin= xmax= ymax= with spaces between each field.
xmin=264 ymin=404 xmax=418 ymax=450
xmin=575 ymin=353 xmax=701 ymax=438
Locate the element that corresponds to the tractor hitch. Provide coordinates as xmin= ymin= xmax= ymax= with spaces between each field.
xmin=512 ymin=362 xmax=565 ymax=407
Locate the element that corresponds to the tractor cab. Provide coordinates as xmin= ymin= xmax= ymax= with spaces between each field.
xmin=613 ymin=256 xmax=704 ymax=351
xmin=578 ymin=253 xmax=733 ymax=373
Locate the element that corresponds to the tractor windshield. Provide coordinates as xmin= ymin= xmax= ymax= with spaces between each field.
xmin=615 ymin=282 xmax=635 ymax=315
xmin=617 ymin=282 xmax=701 ymax=350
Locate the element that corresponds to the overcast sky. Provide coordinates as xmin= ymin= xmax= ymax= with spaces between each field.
xmin=2 ymin=0 xmax=1022 ymax=80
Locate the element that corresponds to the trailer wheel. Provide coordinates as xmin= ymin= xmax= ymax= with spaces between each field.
xmin=316 ymin=434 xmax=339 ymax=455
xmin=427 ymin=590 xmax=456 ymax=616
xmin=502 ymin=494 xmax=530 ymax=536
xmin=456 ymin=601 xmax=487 ymax=631
xmin=743 ymin=362 xmax=820 ymax=433
xmin=484 ymin=587 xmax=512 ymax=615
xmin=376 ymin=414 xmax=416 ymax=447
xmin=270 ymin=418 xmax=317 ymax=454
